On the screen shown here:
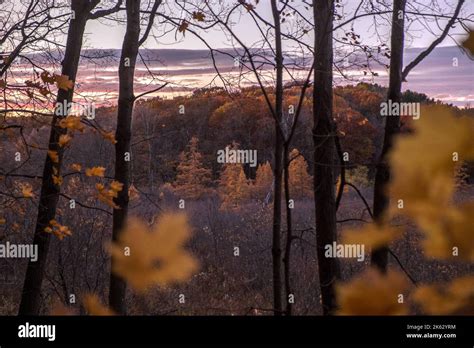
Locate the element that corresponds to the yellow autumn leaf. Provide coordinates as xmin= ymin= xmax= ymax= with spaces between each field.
xmin=336 ymin=268 xmax=410 ymax=315
xmin=389 ymin=105 xmax=474 ymax=261
xmin=58 ymin=116 xmax=85 ymax=132
xmin=58 ymin=134 xmax=72 ymax=147
xmin=110 ymin=180 xmax=124 ymax=193
xmin=389 ymin=106 xmax=474 ymax=216
xmin=418 ymin=203 xmax=474 ymax=261
xmin=44 ymin=220 xmax=72 ymax=240
xmin=412 ymin=276 xmax=474 ymax=315
xmin=86 ymin=166 xmax=105 ymax=177
xmin=108 ymin=213 xmax=199 ymax=292
xmin=52 ymin=174 xmax=63 ymax=186
xmin=70 ymin=163 xmax=82 ymax=172
xmin=389 ymin=105 xmax=474 ymax=220
xmin=83 ymin=294 xmax=115 ymax=316
xmin=96 ymin=182 xmax=121 ymax=209
xmin=19 ymin=183 xmax=34 ymax=198
xmin=48 ymin=150 xmax=59 ymax=164
xmin=55 ymin=74 xmax=74 ymax=91
xmin=101 ymin=131 xmax=117 ymax=144
xmin=0 ymin=217 xmax=5 ymax=225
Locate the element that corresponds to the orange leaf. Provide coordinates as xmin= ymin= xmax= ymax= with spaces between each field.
xmin=86 ymin=166 xmax=105 ymax=177
xmin=58 ymin=134 xmax=72 ymax=147
xmin=54 ymin=74 xmax=74 ymax=91
xmin=178 ymin=20 xmax=188 ymax=35
xmin=48 ymin=150 xmax=59 ymax=163
xmin=101 ymin=131 xmax=117 ymax=144
xmin=40 ymin=71 xmax=56 ymax=84
xmin=19 ymin=183 xmax=34 ymax=198
xmin=192 ymin=11 xmax=205 ymax=21
xmin=52 ymin=174 xmax=63 ymax=186
xmin=44 ymin=219 xmax=72 ymax=240
xmin=70 ymin=163 xmax=82 ymax=172
xmin=39 ymin=87 xmax=50 ymax=97
xmin=83 ymin=294 xmax=115 ymax=315
xmin=58 ymin=116 xmax=85 ymax=132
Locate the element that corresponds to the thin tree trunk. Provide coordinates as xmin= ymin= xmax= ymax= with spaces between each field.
xmin=18 ymin=3 xmax=90 ymax=315
xmin=270 ymin=0 xmax=283 ymax=316
xmin=283 ymin=145 xmax=293 ymax=316
xmin=108 ymin=0 xmax=141 ymax=314
xmin=313 ymin=0 xmax=341 ymax=315
xmin=371 ymin=0 xmax=406 ymax=272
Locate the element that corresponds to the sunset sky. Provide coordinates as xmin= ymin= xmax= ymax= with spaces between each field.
xmin=4 ymin=0 xmax=474 ymax=106
xmin=79 ymin=0 xmax=474 ymax=107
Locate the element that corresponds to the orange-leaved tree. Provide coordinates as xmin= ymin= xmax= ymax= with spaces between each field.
xmin=252 ymin=161 xmax=273 ymax=200
xmin=218 ymin=162 xmax=250 ymax=210
xmin=288 ymin=149 xmax=312 ymax=199
xmin=173 ymin=136 xmax=212 ymax=200
xmin=337 ymin=104 xmax=474 ymax=315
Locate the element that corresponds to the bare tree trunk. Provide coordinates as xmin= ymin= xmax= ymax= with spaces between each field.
xmin=283 ymin=145 xmax=293 ymax=316
xmin=372 ymin=0 xmax=464 ymax=271
xmin=371 ymin=0 xmax=406 ymax=272
xmin=270 ymin=0 xmax=284 ymax=316
xmin=108 ymin=0 xmax=141 ymax=315
xmin=312 ymin=0 xmax=340 ymax=315
xmin=18 ymin=3 xmax=90 ymax=315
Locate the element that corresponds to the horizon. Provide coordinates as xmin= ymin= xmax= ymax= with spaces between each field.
xmin=11 ymin=44 xmax=473 ymax=107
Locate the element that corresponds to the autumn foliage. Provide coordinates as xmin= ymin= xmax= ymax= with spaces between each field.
xmin=338 ymin=105 xmax=474 ymax=315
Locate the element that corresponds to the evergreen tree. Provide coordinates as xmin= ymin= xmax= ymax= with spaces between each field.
xmin=288 ymin=149 xmax=312 ymax=198
xmin=218 ymin=162 xmax=250 ymax=209
xmin=253 ymin=161 xmax=273 ymax=199
xmin=174 ymin=137 xmax=212 ymax=199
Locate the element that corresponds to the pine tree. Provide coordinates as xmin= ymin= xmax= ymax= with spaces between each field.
xmin=174 ymin=137 xmax=212 ymax=199
xmin=288 ymin=149 xmax=312 ymax=198
xmin=253 ymin=161 xmax=273 ymax=199
xmin=218 ymin=162 xmax=249 ymax=209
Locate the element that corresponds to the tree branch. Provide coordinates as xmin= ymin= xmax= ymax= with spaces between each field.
xmin=402 ymin=0 xmax=465 ymax=81
xmin=89 ymin=0 xmax=123 ymax=20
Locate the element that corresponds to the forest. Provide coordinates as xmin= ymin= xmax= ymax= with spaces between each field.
xmin=0 ymin=0 xmax=473 ymax=318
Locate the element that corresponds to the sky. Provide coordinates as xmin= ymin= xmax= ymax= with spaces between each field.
xmin=3 ymin=0 xmax=474 ymax=106
xmin=83 ymin=0 xmax=474 ymax=50
xmin=10 ymin=45 xmax=464 ymax=107
xmin=78 ymin=0 xmax=474 ymax=107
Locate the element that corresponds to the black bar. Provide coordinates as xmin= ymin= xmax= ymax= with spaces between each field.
xmin=0 ymin=315 xmax=472 ymax=346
